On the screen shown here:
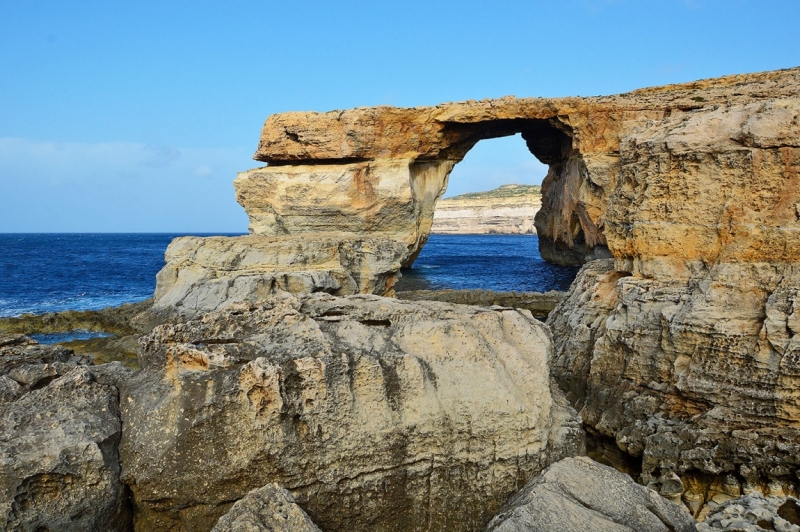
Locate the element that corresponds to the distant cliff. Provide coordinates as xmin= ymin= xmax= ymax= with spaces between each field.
xmin=431 ymin=184 xmax=541 ymax=234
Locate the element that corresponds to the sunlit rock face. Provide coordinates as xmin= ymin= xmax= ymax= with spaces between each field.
xmin=121 ymin=294 xmax=584 ymax=532
xmin=549 ymin=91 xmax=800 ymax=518
xmin=154 ymin=67 xmax=798 ymax=307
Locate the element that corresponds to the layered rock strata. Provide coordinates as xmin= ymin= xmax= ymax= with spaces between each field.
xmin=120 ymin=294 xmax=583 ymax=532
xmin=548 ymin=93 xmax=800 ymax=517
xmin=430 ymin=184 xmax=541 ymax=234
xmin=395 ymin=288 xmax=565 ymax=319
xmin=0 ymin=334 xmax=131 ymax=531
xmin=485 ymin=456 xmax=697 ymax=532
xmin=154 ymin=67 xmax=800 ymax=310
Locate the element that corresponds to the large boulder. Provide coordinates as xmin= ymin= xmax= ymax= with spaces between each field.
xmin=210 ymin=484 xmax=321 ymax=532
xmin=0 ymin=334 xmax=131 ymax=531
xmin=120 ymin=294 xmax=584 ymax=531
xmin=152 ymin=234 xmax=409 ymax=315
xmin=548 ymin=95 xmax=800 ymax=516
xmin=485 ymin=456 xmax=697 ymax=532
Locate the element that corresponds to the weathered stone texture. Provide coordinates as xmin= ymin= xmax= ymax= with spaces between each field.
xmin=0 ymin=334 xmax=131 ymax=531
xmin=152 ymin=235 xmax=409 ymax=316
xmin=697 ymin=494 xmax=800 ymax=531
xmin=121 ymin=294 xmax=583 ymax=532
xmin=153 ymin=67 xmax=800 ymax=310
xmin=210 ymin=484 xmax=321 ymax=532
xmin=542 ymin=76 xmax=800 ymax=521
xmin=485 ymin=456 xmax=697 ymax=532
xmin=251 ymin=67 xmax=800 ymax=267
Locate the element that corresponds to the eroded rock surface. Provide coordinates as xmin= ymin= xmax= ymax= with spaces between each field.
xmin=0 ymin=334 xmax=131 ymax=531
xmin=548 ymin=93 xmax=800 ymax=517
xmin=210 ymin=484 xmax=321 ymax=532
xmin=697 ymin=494 xmax=800 ymax=532
xmin=154 ymin=68 xmax=800 ymax=310
xmin=252 ymin=67 xmax=799 ymax=267
xmin=485 ymin=456 xmax=697 ymax=532
xmin=121 ymin=294 xmax=583 ymax=532
xmin=152 ymin=235 xmax=408 ymax=317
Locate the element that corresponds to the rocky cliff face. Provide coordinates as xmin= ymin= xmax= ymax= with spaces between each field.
xmin=548 ymin=92 xmax=800 ymax=518
xmin=154 ymin=67 xmax=800 ymax=309
xmin=145 ymin=66 xmax=800 ymax=525
xmin=431 ymin=184 xmax=541 ymax=234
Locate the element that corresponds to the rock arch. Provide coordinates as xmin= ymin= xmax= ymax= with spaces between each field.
xmin=236 ymin=112 xmax=615 ymax=275
xmin=153 ymin=67 xmax=800 ymax=314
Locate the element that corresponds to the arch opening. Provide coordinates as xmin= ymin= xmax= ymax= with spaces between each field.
xmin=395 ymin=131 xmax=581 ymax=296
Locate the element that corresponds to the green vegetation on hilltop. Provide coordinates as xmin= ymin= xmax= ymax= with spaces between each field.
xmin=444 ymin=184 xmax=541 ymax=201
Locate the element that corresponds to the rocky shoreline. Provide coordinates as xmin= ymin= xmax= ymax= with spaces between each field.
xmin=2 ymin=66 xmax=799 ymax=531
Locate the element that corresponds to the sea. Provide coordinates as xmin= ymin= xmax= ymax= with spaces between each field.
xmin=0 ymin=233 xmax=578 ymax=318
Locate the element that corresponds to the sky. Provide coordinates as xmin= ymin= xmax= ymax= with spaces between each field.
xmin=1 ymin=0 xmax=798 ymax=232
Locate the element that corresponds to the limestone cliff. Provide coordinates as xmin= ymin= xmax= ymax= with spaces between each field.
xmin=431 ymin=184 xmax=541 ymax=234
xmin=548 ymin=93 xmax=800 ymax=518
xmin=155 ymin=67 xmax=800 ymax=307
xmin=250 ymin=67 xmax=799 ymax=266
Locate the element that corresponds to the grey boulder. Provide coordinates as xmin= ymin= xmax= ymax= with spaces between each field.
xmin=485 ymin=456 xmax=697 ymax=532
xmin=211 ymin=484 xmax=321 ymax=532
xmin=0 ymin=334 xmax=131 ymax=531
xmin=697 ymin=493 xmax=800 ymax=532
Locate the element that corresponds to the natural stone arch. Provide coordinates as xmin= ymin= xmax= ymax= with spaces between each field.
xmin=237 ymin=115 xmax=610 ymax=271
xmin=152 ymin=68 xmax=800 ymax=314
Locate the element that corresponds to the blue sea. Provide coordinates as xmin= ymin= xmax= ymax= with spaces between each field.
xmin=0 ymin=233 xmax=578 ymax=318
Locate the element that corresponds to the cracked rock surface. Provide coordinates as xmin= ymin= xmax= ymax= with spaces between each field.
xmin=210 ymin=483 xmax=321 ymax=532
xmin=0 ymin=334 xmax=132 ymax=531
xmin=120 ymin=293 xmax=583 ymax=531
xmin=485 ymin=456 xmax=697 ymax=532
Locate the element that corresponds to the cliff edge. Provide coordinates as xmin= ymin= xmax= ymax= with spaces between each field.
xmin=431 ymin=184 xmax=541 ymax=234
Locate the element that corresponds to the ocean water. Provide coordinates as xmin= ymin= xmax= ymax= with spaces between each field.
xmin=0 ymin=233 xmax=241 ymax=318
xmin=396 ymin=234 xmax=579 ymax=292
xmin=0 ymin=233 xmax=578 ymax=318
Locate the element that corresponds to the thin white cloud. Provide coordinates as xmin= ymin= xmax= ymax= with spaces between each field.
xmin=0 ymin=137 xmax=253 ymax=231
xmin=193 ymin=165 xmax=214 ymax=177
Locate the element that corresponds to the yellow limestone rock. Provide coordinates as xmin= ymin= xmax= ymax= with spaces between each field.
xmin=548 ymin=91 xmax=800 ymax=517
xmin=154 ymin=67 xmax=800 ymax=311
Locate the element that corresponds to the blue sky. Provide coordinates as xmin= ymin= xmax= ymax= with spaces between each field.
xmin=1 ymin=0 xmax=798 ymax=232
